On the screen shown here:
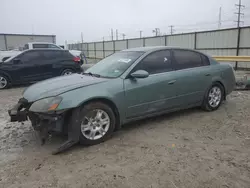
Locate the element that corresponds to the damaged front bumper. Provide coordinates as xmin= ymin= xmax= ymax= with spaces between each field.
xmin=8 ymin=98 xmax=80 ymax=154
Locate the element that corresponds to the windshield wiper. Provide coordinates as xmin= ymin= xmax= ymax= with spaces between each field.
xmin=82 ymin=72 xmax=101 ymax=77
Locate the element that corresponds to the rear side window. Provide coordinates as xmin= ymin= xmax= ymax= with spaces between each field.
xmin=33 ymin=44 xmax=49 ymax=48
xmin=62 ymin=51 xmax=74 ymax=59
xmin=201 ymin=54 xmax=210 ymax=66
xmin=133 ymin=50 xmax=172 ymax=74
xmin=42 ymin=51 xmax=62 ymax=59
xmin=173 ymin=50 xmax=202 ymax=70
xmin=48 ymin=44 xmax=61 ymax=49
xmin=19 ymin=51 xmax=41 ymax=63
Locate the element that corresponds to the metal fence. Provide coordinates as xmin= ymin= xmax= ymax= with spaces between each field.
xmin=68 ymin=26 xmax=250 ymax=69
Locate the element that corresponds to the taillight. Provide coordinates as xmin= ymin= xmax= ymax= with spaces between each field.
xmin=73 ymin=57 xmax=81 ymax=63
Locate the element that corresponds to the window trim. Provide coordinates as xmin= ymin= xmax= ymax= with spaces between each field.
xmin=171 ymin=49 xmax=207 ymax=70
xmin=127 ymin=49 xmax=174 ymax=78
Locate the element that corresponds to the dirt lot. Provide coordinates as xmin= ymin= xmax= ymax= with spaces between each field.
xmin=0 ymin=87 xmax=250 ymax=188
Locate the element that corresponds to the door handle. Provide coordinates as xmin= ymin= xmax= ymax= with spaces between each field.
xmin=205 ymin=73 xmax=211 ymax=76
xmin=168 ymin=80 xmax=176 ymax=85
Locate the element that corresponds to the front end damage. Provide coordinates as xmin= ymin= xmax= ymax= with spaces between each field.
xmin=8 ymin=98 xmax=80 ymax=154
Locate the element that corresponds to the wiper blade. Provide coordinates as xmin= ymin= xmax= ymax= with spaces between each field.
xmin=82 ymin=72 xmax=100 ymax=77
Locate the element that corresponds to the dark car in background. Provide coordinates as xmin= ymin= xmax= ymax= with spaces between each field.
xmin=0 ymin=49 xmax=82 ymax=89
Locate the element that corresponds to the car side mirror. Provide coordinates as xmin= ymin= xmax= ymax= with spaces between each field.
xmin=13 ymin=58 xmax=21 ymax=64
xmin=130 ymin=70 xmax=149 ymax=79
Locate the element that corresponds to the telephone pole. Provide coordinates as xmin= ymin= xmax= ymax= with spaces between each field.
xmin=111 ymin=29 xmax=114 ymax=41
xmin=81 ymin=32 xmax=84 ymax=51
xmin=218 ymin=7 xmax=222 ymax=29
xmin=122 ymin=33 xmax=126 ymax=40
xmin=169 ymin=25 xmax=174 ymax=35
xmin=116 ymin=29 xmax=118 ymax=40
xmin=235 ymin=0 xmax=245 ymax=27
xmin=139 ymin=30 xmax=143 ymax=38
xmin=152 ymin=28 xmax=160 ymax=36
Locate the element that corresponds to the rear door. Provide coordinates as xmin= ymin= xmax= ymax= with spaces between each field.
xmin=39 ymin=50 xmax=63 ymax=79
xmin=124 ymin=50 xmax=179 ymax=119
xmin=171 ymin=49 xmax=212 ymax=107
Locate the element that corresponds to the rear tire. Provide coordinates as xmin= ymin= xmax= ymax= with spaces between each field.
xmin=78 ymin=102 xmax=116 ymax=146
xmin=61 ymin=69 xmax=74 ymax=76
xmin=202 ymin=83 xmax=224 ymax=111
xmin=0 ymin=74 xmax=10 ymax=89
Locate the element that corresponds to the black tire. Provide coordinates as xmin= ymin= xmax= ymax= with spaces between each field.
xmin=61 ymin=69 xmax=74 ymax=76
xmin=0 ymin=74 xmax=10 ymax=89
xmin=79 ymin=102 xmax=116 ymax=146
xmin=202 ymin=83 xmax=224 ymax=111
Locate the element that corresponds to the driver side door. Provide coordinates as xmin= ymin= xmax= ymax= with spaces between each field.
xmin=124 ymin=50 xmax=178 ymax=119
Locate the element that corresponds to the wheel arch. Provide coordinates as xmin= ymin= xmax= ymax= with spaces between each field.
xmin=0 ymin=70 xmax=12 ymax=83
xmin=78 ymin=97 xmax=121 ymax=130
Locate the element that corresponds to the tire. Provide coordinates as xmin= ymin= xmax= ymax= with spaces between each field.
xmin=61 ymin=69 xmax=74 ymax=76
xmin=78 ymin=102 xmax=116 ymax=146
xmin=202 ymin=83 xmax=224 ymax=111
xmin=0 ymin=74 xmax=10 ymax=89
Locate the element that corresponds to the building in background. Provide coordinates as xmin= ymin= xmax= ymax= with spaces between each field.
xmin=0 ymin=33 xmax=56 ymax=50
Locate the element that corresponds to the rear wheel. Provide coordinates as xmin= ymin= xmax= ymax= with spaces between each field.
xmin=61 ymin=69 xmax=74 ymax=76
xmin=202 ymin=83 xmax=224 ymax=111
xmin=78 ymin=102 xmax=116 ymax=145
xmin=0 ymin=75 xmax=10 ymax=89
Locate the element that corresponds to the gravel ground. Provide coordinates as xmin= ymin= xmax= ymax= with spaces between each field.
xmin=0 ymin=87 xmax=250 ymax=188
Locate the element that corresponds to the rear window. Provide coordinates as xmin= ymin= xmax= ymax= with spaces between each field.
xmin=33 ymin=44 xmax=49 ymax=48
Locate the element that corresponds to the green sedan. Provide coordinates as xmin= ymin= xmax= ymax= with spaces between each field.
xmin=8 ymin=46 xmax=236 ymax=154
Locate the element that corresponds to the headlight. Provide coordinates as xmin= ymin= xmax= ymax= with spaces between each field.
xmin=29 ymin=96 xmax=62 ymax=112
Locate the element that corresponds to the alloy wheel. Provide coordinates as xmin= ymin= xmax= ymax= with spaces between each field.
xmin=81 ymin=109 xmax=110 ymax=140
xmin=0 ymin=76 xmax=7 ymax=89
xmin=208 ymin=86 xmax=222 ymax=108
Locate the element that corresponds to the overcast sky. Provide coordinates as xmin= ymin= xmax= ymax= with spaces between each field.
xmin=1 ymin=0 xmax=250 ymax=45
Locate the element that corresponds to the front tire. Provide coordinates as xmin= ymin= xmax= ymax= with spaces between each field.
xmin=78 ymin=102 xmax=116 ymax=146
xmin=0 ymin=75 xmax=10 ymax=89
xmin=202 ymin=83 xmax=224 ymax=111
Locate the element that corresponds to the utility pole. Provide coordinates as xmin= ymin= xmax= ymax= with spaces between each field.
xmin=169 ymin=25 xmax=174 ymax=35
xmin=81 ymin=32 xmax=83 ymax=51
xmin=122 ymin=33 xmax=126 ymax=40
xmin=111 ymin=29 xmax=114 ymax=41
xmin=139 ymin=30 xmax=143 ymax=38
xmin=235 ymin=0 xmax=245 ymax=27
xmin=234 ymin=0 xmax=245 ymax=70
xmin=116 ymin=29 xmax=118 ymax=40
xmin=152 ymin=28 xmax=160 ymax=36
xmin=218 ymin=7 xmax=222 ymax=29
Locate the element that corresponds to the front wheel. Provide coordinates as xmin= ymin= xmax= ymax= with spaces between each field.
xmin=202 ymin=83 xmax=224 ymax=111
xmin=0 ymin=75 xmax=10 ymax=89
xmin=78 ymin=102 xmax=116 ymax=146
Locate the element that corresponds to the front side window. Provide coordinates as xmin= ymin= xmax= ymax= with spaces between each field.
xmin=85 ymin=51 xmax=144 ymax=78
xmin=133 ymin=50 xmax=172 ymax=74
xmin=173 ymin=50 xmax=202 ymax=70
xmin=20 ymin=51 xmax=41 ymax=63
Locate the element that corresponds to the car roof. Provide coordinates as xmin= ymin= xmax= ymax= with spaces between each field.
xmin=27 ymin=42 xmax=56 ymax=45
xmin=122 ymin=46 xmax=202 ymax=53
xmin=23 ymin=49 xmax=69 ymax=52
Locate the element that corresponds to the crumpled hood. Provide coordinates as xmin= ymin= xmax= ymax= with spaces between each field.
xmin=23 ymin=74 xmax=108 ymax=102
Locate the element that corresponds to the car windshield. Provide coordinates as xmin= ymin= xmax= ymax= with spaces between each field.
xmin=85 ymin=51 xmax=144 ymax=78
